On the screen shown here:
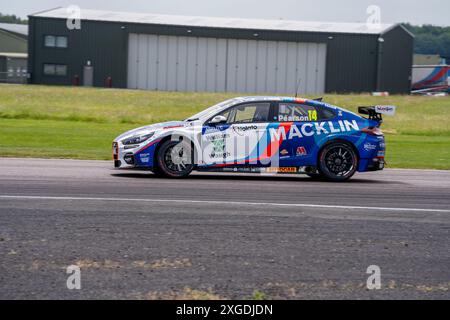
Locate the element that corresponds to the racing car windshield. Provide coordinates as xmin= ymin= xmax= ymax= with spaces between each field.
xmin=185 ymin=99 xmax=238 ymax=122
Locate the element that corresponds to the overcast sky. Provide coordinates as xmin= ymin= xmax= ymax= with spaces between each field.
xmin=2 ymin=0 xmax=449 ymax=26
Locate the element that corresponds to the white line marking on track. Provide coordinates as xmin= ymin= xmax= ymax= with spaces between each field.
xmin=1 ymin=195 xmax=449 ymax=213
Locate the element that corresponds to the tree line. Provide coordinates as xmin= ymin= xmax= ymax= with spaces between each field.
xmin=404 ymin=23 xmax=450 ymax=59
xmin=0 ymin=13 xmax=27 ymax=24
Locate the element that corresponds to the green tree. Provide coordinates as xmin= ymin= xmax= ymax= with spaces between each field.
xmin=404 ymin=23 xmax=450 ymax=59
xmin=0 ymin=13 xmax=28 ymax=24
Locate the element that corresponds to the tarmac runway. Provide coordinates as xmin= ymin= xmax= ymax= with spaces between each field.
xmin=0 ymin=158 xmax=449 ymax=299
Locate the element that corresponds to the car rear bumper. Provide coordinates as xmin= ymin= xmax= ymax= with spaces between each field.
xmin=366 ymin=158 xmax=385 ymax=171
xmin=357 ymin=135 xmax=386 ymax=172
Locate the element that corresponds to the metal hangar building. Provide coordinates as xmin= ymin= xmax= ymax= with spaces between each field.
xmin=28 ymin=8 xmax=414 ymax=94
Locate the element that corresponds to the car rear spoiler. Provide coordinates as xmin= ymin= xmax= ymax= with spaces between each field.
xmin=358 ymin=105 xmax=396 ymax=122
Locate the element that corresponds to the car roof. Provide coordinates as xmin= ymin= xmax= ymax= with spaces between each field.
xmin=193 ymin=96 xmax=356 ymax=122
xmin=233 ymin=96 xmax=328 ymax=107
xmin=232 ymin=96 xmax=358 ymax=117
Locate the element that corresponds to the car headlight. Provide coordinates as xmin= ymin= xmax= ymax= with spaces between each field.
xmin=122 ymin=132 xmax=154 ymax=145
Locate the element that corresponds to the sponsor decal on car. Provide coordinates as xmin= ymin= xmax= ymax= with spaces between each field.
xmin=140 ymin=153 xmax=150 ymax=163
xmin=232 ymin=125 xmax=258 ymax=135
xmin=308 ymin=110 xmax=318 ymax=121
xmin=209 ymin=152 xmax=231 ymax=159
xmin=278 ymin=110 xmax=318 ymax=122
xmin=265 ymin=167 xmax=298 ymax=173
xmin=375 ymin=105 xmax=396 ymax=115
xmin=209 ymin=139 xmax=230 ymax=158
xmin=203 ymin=125 xmax=230 ymax=135
xmin=205 ymin=133 xmax=230 ymax=141
xmin=280 ymin=149 xmax=289 ymax=156
xmin=296 ymin=146 xmax=307 ymax=156
xmin=364 ymin=143 xmax=377 ymax=151
xmin=278 ymin=115 xmax=309 ymax=122
xmin=269 ymin=120 xmax=359 ymax=141
xmin=297 ymin=166 xmax=313 ymax=173
xmin=221 ymin=167 xmax=262 ymax=173
xmin=212 ymin=139 xmax=225 ymax=152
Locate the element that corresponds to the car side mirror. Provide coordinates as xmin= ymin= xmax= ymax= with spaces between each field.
xmin=209 ymin=115 xmax=227 ymax=125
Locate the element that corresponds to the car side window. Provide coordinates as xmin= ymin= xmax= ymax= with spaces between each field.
xmin=219 ymin=108 xmax=233 ymax=123
xmin=321 ymin=107 xmax=337 ymax=120
xmin=277 ymin=103 xmax=318 ymax=122
xmin=276 ymin=103 xmax=335 ymax=122
xmin=218 ymin=103 xmax=271 ymax=124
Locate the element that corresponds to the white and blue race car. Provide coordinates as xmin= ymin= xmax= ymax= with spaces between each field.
xmin=113 ymin=96 xmax=395 ymax=181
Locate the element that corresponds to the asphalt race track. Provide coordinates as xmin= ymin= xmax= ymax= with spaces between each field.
xmin=0 ymin=158 xmax=449 ymax=299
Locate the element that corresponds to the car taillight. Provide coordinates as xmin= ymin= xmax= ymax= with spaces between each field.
xmin=361 ymin=127 xmax=383 ymax=136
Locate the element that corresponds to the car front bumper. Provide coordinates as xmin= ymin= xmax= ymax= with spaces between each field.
xmin=113 ymin=142 xmax=136 ymax=169
xmin=113 ymin=139 xmax=160 ymax=169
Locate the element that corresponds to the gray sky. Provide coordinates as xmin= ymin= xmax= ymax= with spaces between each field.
xmin=2 ymin=0 xmax=449 ymax=26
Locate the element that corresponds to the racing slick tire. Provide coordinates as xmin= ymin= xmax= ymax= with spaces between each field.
xmin=318 ymin=141 xmax=358 ymax=182
xmin=155 ymin=139 xmax=194 ymax=178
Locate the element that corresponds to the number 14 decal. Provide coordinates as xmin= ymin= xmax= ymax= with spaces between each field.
xmin=308 ymin=110 xmax=318 ymax=121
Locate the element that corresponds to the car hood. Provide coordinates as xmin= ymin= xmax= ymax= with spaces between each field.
xmin=114 ymin=121 xmax=186 ymax=142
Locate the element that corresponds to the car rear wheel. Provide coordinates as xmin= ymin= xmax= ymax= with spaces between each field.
xmin=318 ymin=142 xmax=358 ymax=182
xmin=156 ymin=140 xmax=194 ymax=178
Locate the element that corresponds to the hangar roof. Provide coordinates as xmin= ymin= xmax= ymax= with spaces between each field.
xmin=0 ymin=23 xmax=28 ymax=37
xmin=30 ymin=7 xmax=397 ymax=35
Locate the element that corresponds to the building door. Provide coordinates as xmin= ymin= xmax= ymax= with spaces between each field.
xmin=83 ymin=65 xmax=93 ymax=86
xmin=127 ymin=33 xmax=327 ymax=95
xmin=225 ymin=40 xmax=327 ymax=95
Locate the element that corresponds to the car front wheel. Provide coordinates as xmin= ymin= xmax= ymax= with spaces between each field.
xmin=156 ymin=140 xmax=194 ymax=178
xmin=318 ymin=142 xmax=358 ymax=182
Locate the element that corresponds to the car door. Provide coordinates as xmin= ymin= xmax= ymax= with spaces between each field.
xmin=200 ymin=102 xmax=272 ymax=167
xmin=271 ymin=102 xmax=322 ymax=167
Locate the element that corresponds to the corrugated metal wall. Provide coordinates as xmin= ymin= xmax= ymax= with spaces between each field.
xmin=128 ymin=34 xmax=227 ymax=92
xmin=28 ymin=18 xmax=128 ymax=87
xmin=378 ymin=26 xmax=414 ymax=93
xmin=226 ymin=39 xmax=326 ymax=94
xmin=128 ymin=33 xmax=326 ymax=94
xmin=325 ymin=34 xmax=378 ymax=93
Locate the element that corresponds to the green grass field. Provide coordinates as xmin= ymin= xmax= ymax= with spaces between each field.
xmin=0 ymin=84 xmax=449 ymax=169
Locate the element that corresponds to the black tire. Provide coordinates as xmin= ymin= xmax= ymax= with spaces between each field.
xmin=318 ymin=141 xmax=358 ymax=182
xmin=306 ymin=173 xmax=324 ymax=180
xmin=155 ymin=140 xmax=194 ymax=178
xmin=150 ymin=166 xmax=164 ymax=177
